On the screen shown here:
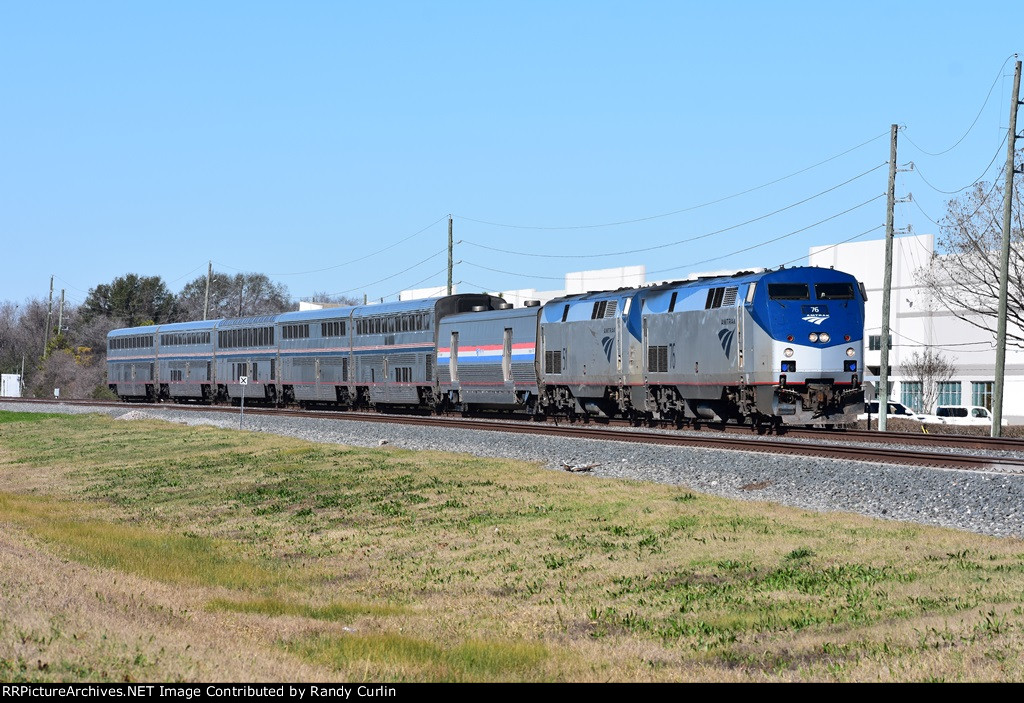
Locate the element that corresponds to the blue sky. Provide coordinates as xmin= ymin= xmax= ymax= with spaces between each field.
xmin=0 ymin=2 xmax=1019 ymax=308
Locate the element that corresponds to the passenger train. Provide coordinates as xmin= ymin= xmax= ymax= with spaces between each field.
xmin=107 ymin=266 xmax=866 ymax=427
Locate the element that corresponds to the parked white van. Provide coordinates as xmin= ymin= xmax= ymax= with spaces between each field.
xmin=934 ymin=405 xmax=1006 ymax=426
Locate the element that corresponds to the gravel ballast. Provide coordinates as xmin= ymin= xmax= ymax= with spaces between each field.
xmin=3 ymin=401 xmax=1023 ymax=538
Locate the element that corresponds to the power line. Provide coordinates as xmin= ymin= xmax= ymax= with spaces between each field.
xmin=911 ymin=177 xmax=1003 ymax=235
xmin=901 ymin=54 xmax=1016 ymax=157
xmin=461 ymin=163 xmax=888 ymax=260
xmin=313 ymin=248 xmax=448 ymax=299
xmin=453 ymin=131 xmax=889 ymax=231
xmin=457 ymin=279 xmax=505 ymax=293
xmin=462 ymin=196 xmax=884 ymax=284
xmin=378 ymin=268 xmax=451 ymax=302
xmin=649 ymin=197 xmax=886 ymax=275
xmin=911 ymin=132 xmax=1008 ymax=195
xmin=908 ymin=196 xmax=943 ymax=228
xmin=460 ymin=261 xmax=566 ymax=281
xmin=890 ymin=328 xmax=997 ymax=353
xmin=52 ymin=275 xmax=93 ymax=297
xmin=166 ymin=262 xmax=210 ymax=286
xmin=214 ymin=214 xmax=449 ymax=277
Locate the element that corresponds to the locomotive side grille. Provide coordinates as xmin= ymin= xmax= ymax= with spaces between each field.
xmin=544 ymin=350 xmax=562 ymax=374
xmin=648 ymin=345 xmax=669 ymax=373
xmin=722 ymin=287 xmax=738 ymax=306
xmin=425 ymin=354 xmax=433 ymax=382
xmin=604 ymin=300 xmax=618 ymax=317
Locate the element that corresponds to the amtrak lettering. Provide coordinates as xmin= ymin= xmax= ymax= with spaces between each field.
xmin=801 ymin=304 xmax=829 ymax=325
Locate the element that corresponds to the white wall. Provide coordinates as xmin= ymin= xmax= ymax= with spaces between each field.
xmin=1 ymin=374 xmax=22 ymax=398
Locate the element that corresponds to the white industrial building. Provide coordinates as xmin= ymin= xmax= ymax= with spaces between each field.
xmin=809 ymin=234 xmax=1024 ymax=422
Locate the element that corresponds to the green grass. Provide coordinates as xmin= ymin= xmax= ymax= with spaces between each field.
xmin=207 ymin=596 xmax=407 ymax=621
xmin=282 ymin=633 xmax=549 ymax=682
xmin=0 ymin=411 xmax=66 ymax=424
xmin=0 ymin=492 xmax=282 ymax=590
xmin=3 ymin=412 xmax=1024 ymax=681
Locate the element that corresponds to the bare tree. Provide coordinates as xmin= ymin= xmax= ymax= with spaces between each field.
xmin=901 ymin=349 xmax=956 ymax=412
xmin=918 ymin=148 xmax=1024 ymax=348
xmin=176 ymin=272 xmax=293 ymax=320
xmin=306 ymin=291 xmax=360 ymax=308
xmin=30 ymin=348 xmax=109 ymax=399
xmin=0 ymin=299 xmax=50 ymax=384
xmin=0 ymin=297 xmax=113 ymax=399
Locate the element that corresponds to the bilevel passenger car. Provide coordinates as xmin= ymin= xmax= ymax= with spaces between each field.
xmin=107 ymin=266 xmax=865 ymax=427
xmin=107 ymin=294 xmax=506 ymax=408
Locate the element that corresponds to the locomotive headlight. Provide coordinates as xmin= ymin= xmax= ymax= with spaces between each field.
xmin=808 ymin=332 xmax=819 ymax=343
xmin=819 ymin=332 xmax=830 ymax=343
xmin=846 ymin=347 xmax=856 ymax=357
xmin=783 ymin=347 xmax=794 ymax=358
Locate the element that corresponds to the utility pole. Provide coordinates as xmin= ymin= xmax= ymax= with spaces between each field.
xmin=992 ymin=59 xmax=1022 ymax=437
xmin=878 ymin=124 xmax=899 ymax=432
xmin=43 ymin=275 xmax=54 ymax=356
xmin=57 ymin=289 xmax=65 ymax=338
xmin=447 ymin=215 xmax=454 ymax=296
xmin=203 ymin=261 xmax=212 ymax=321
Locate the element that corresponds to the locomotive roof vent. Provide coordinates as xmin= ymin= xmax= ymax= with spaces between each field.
xmin=470 ymin=305 xmax=488 ymax=312
xmin=524 ymin=300 xmax=541 ymax=307
xmin=498 ymin=303 xmax=513 ymax=310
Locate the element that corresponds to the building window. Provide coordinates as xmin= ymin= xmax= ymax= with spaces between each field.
xmin=901 ymin=381 xmax=924 ymax=413
xmin=868 ymin=335 xmax=892 ymax=351
xmin=937 ymin=381 xmax=961 ymax=406
xmin=972 ymin=381 xmax=994 ymax=410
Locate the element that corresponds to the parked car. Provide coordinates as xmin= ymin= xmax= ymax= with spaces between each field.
xmin=934 ymin=405 xmax=1007 ymax=426
xmin=858 ymin=401 xmax=920 ymax=421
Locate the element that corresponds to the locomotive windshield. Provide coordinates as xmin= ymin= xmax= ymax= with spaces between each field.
xmin=767 ymin=283 xmax=809 ymax=300
xmin=815 ymin=282 xmax=855 ymax=300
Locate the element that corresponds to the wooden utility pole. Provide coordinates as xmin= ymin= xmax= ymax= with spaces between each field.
xmin=447 ymin=215 xmax=454 ymax=296
xmin=878 ymin=124 xmax=899 ymax=431
xmin=203 ymin=261 xmax=212 ymax=321
xmin=57 ymin=289 xmax=65 ymax=337
xmin=43 ymin=275 xmax=54 ymax=356
xmin=992 ymin=59 xmax=1022 ymax=437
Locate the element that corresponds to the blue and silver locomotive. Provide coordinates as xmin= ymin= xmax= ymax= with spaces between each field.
xmin=108 ymin=266 xmax=864 ymax=426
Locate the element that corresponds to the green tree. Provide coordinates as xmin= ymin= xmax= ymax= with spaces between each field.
xmin=81 ymin=274 xmax=176 ymax=328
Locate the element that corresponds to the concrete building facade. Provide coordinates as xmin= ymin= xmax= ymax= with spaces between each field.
xmin=809 ymin=234 xmax=1024 ymax=421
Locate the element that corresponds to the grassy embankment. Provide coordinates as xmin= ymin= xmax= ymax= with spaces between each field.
xmin=1 ymin=410 xmax=1024 ymax=682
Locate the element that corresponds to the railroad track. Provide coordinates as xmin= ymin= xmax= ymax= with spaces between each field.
xmin=4 ymin=397 xmax=1023 ymax=473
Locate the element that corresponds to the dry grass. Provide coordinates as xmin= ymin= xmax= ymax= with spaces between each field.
xmin=2 ymin=410 xmax=1024 ymax=681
